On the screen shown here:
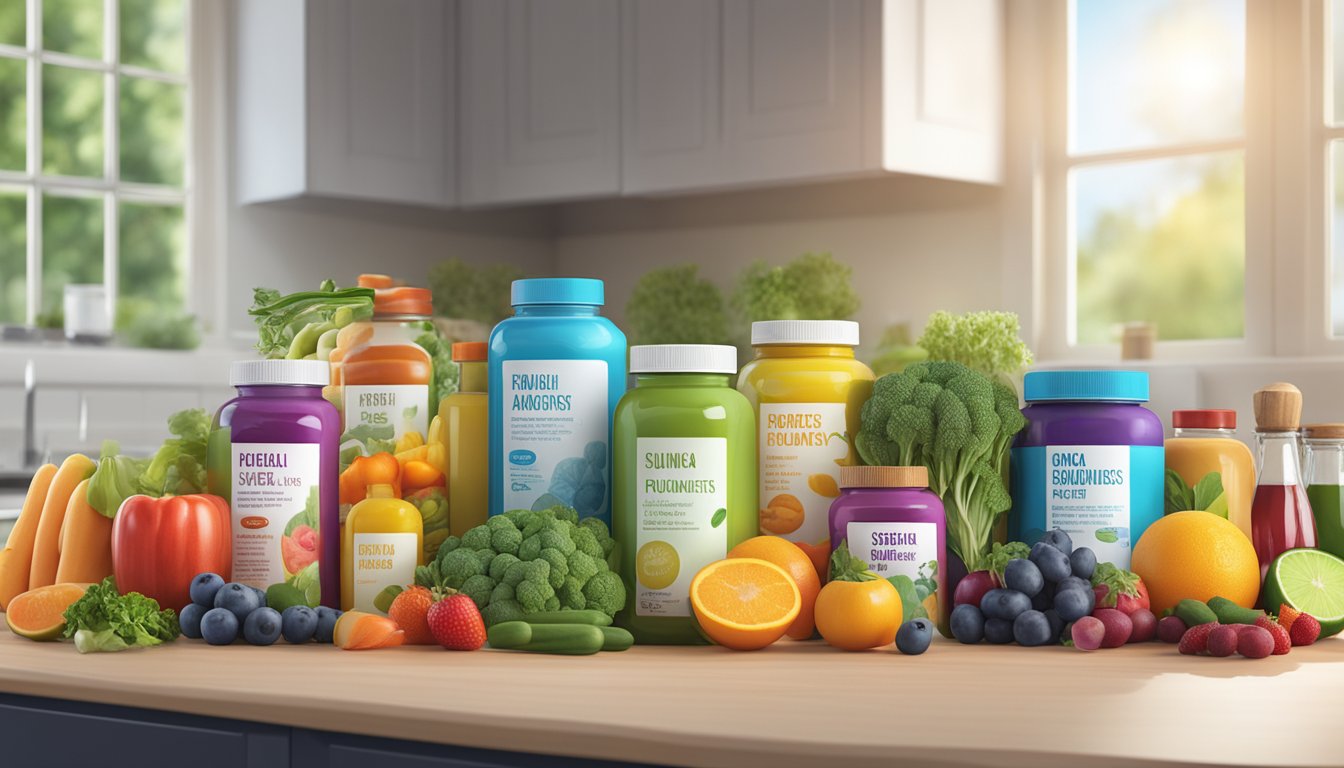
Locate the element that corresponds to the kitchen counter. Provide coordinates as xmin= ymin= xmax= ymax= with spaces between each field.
xmin=0 ymin=630 xmax=1341 ymax=767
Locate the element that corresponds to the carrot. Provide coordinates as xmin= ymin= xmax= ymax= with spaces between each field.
xmin=28 ymin=454 xmax=95 ymax=590
xmin=54 ymin=479 xmax=114 ymax=584
xmin=0 ymin=464 xmax=57 ymax=610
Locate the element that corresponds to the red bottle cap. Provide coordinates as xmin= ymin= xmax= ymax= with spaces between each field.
xmin=1172 ymin=409 xmax=1237 ymax=430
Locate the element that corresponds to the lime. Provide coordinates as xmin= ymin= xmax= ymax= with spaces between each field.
xmin=1261 ymin=548 xmax=1344 ymax=637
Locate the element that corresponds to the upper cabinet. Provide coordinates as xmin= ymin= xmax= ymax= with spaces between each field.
xmin=459 ymin=0 xmax=622 ymax=206
xmin=234 ymin=0 xmax=455 ymax=207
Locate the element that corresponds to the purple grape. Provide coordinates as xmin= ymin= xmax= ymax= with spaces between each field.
xmin=1071 ymin=615 xmax=1105 ymax=651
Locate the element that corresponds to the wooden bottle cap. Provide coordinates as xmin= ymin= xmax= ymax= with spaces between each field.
xmin=1253 ymin=382 xmax=1302 ymax=432
xmin=1304 ymin=423 xmax=1344 ymax=440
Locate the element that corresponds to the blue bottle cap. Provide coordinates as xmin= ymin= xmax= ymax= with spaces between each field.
xmin=511 ymin=278 xmax=605 ymax=307
xmin=1023 ymin=370 xmax=1149 ymax=403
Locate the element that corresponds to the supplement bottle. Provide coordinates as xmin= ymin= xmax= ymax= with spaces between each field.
xmin=1303 ymin=423 xmax=1344 ymax=559
xmin=1009 ymin=370 xmax=1164 ymax=570
xmin=208 ymin=360 xmax=340 ymax=608
xmin=614 ymin=345 xmax=756 ymax=644
xmin=442 ymin=341 xmax=489 ymax=536
xmin=341 ymin=484 xmax=424 ymax=614
xmin=489 ymin=278 xmax=626 ymax=524
xmin=1164 ymin=409 xmax=1255 ymax=537
xmin=828 ymin=465 xmax=947 ymax=635
xmin=340 ymin=274 xmax=434 ymax=448
xmin=737 ymin=320 xmax=874 ymax=552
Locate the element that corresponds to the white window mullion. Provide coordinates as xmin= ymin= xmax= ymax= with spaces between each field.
xmin=26 ymin=0 xmax=41 ymax=326
xmin=103 ymin=0 xmax=119 ymax=327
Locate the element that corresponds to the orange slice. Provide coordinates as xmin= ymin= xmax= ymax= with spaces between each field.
xmin=690 ymin=558 xmax=801 ymax=651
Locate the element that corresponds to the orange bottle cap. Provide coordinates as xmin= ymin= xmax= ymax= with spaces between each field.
xmin=452 ymin=342 xmax=488 ymax=362
xmin=357 ymin=274 xmax=432 ymax=317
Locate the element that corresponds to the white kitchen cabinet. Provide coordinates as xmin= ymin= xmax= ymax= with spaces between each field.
xmin=234 ymin=0 xmax=454 ymax=207
xmin=459 ymin=0 xmax=622 ymax=206
xmin=622 ymin=0 xmax=1003 ymax=194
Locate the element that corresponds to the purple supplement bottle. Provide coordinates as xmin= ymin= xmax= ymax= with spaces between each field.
xmin=208 ymin=360 xmax=341 ymax=608
xmin=828 ymin=465 xmax=948 ymax=635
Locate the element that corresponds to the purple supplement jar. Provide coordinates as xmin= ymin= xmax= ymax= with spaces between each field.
xmin=828 ymin=465 xmax=948 ymax=634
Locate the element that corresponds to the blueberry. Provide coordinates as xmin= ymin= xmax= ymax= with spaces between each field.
xmin=251 ymin=586 xmax=268 ymax=608
xmin=1029 ymin=541 xmax=1072 ymax=583
xmin=189 ymin=573 xmax=225 ymax=608
xmin=984 ymin=617 xmax=1015 ymax=644
xmin=214 ymin=582 xmax=262 ymax=623
xmin=1053 ymin=585 xmax=1094 ymax=622
xmin=281 ymin=605 xmax=318 ymax=643
xmin=1044 ymin=608 xmax=1064 ymax=642
xmin=1041 ymin=528 xmax=1073 ymax=556
xmin=1013 ymin=609 xmax=1054 ymax=647
xmin=1004 ymin=558 xmax=1044 ymax=597
xmin=979 ymin=588 xmax=1032 ymax=621
xmin=243 ymin=607 xmax=283 ymax=646
xmin=1070 ymin=546 xmax=1097 ymax=580
xmin=314 ymin=607 xmax=342 ymax=644
xmin=950 ymin=604 xmax=985 ymax=644
xmin=1031 ymin=589 xmax=1052 ymax=612
xmin=895 ymin=618 xmax=934 ymax=655
xmin=179 ymin=602 xmax=206 ymax=639
xmin=200 ymin=607 xmax=240 ymax=645
xmin=1055 ymin=575 xmax=1091 ymax=595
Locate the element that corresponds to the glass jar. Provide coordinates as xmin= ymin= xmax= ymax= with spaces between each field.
xmin=1303 ymin=424 xmax=1344 ymax=558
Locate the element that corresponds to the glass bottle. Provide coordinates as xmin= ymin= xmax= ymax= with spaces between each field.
xmin=1250 ymin=383 xmax=1317 ymax=579
xmin=1304 ymin=424 xmax=1344 ymax=558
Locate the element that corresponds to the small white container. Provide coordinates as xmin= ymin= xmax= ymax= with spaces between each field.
xmin=63 ymin=284 xmax=111 ymax=342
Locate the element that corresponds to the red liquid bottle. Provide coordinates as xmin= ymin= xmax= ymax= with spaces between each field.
xmin=1250 ymin=383 xmax=1318 ymax=579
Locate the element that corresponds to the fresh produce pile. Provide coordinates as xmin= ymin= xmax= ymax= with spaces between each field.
xmin=1153 ymin=596 xmax=1322 ymax=660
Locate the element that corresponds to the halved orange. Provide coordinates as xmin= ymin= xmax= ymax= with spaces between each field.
xmin=690 ymin=558 xmax=801 ymax=651
xmin=728 ymin=536 xmax=821 ymax=640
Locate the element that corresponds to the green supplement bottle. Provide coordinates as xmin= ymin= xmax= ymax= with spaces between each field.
xmin=614 ymin=344 xmax=757 ymax=644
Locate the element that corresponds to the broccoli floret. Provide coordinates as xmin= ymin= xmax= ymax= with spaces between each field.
xmin=523 ymin=559 xmax=550 ymax=586
xmin=489 ymin=552 xmax=520 ymax=582
xmin=503 ymin=560 xmax=530 ymax=587
xmin=579 ymin=518 xmax=615 ymax=556
xmin=566 ymin=549 xmax=600 ymax=585
xmin=558 ymin=576 xmax=586 ymax=610
xmin=572 ymin=527 xmax=603 ymax=559
xmin=517 ymin=579 xmax=556 ymax=613
xmin=436 ymin=535 xmax=461 ymax=559
xmin=481 ymin=599 xmax=526 ymax=627
xmin=518 ymin=535 xmax=542 ymax=562
xmin=543 ymin=596 xmax=561 ymax=612
xmin=487 ymin=516 xmax=523 ymax=555
xmin=583 ymin=570 xmax=625 ymax=616
xmin=459 ymin=574 xmax=497 ymax=609
xmin=538 ymin=522 xmax=576 ymax=556
xmin=549 ymin=504 xmax=580 ymax=526
xmin=538 ymin=547 xmax=568 ymax=588
xmin=461 ymin=524 xmax=492 ymax=552
xmin=490 ymin=581 xmax=515 ymax=604
xmin=473 ymin=548 xmax=495 ymax=572
xmin=438 ymin=547 xmax=483 ymax=588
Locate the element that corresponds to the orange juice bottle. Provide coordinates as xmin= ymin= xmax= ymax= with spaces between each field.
xmin=341 ymin=274 xmax=434 ymax=447
xmin=441 ymin=342 xmax=488 ymax=536
xmin=1165 ymin=409 xmax=1255 ymax=538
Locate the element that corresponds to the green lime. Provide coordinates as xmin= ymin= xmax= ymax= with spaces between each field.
xmin=1262 ymin=548 xmax=1344 ymax=637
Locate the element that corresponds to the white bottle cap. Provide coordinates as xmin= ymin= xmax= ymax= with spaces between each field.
xmin=629 ymin=345 xmax=739 ymax=374
xmin=229 ymin=359 xmax=331 ymax=387
xmin=750 ymin=320 xmax=860 ymax=346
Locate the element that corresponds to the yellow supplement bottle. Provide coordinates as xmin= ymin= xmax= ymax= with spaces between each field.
xmin=441 ymin=342 xmax=489 ymax=536
xmin=737 ymin=321 xmax=875 ymax=552
xmin=341 ymin=484 xmax=424 ymax=613
xmin=1164 ymin=409 xmax=1255 ymax=538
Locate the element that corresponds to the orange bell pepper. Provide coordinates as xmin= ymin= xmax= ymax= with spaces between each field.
xmin=339 ymin=453 xmax=402 ymax=506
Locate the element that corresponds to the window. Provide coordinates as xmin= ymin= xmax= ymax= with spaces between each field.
xmin=0 ymin=0 xmax=189 ymax=333
xmin=1328 ymin=0 xmax=1344 ymax=336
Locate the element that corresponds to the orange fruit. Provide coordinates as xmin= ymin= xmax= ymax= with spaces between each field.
xmin=728 ymin=535 xmax=821 ymax=640
xmin=387 ymin=586 xmax=437 ymax=645
xmin=689 ymin=558 xmax=801 ymax=650
xmin=1132 ymin=510 xmax=1260 ymax=614
xmin=794 ymin=538 xmax=830 ymax=584
xmin=814 ymin=578 xmax=902 ymax=650
xmin=5 ymin=582 xmax=90 ymax=641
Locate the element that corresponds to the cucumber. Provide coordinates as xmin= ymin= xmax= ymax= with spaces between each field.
xmin=523 ymin=609 xmax=612 ymax=627
xmin=1174 ymin=598 xmax=1218 ymax=627
xmin=487 ymin=621 xmax=533 ymax=649
xmin=488 ymin=622 xmax=605 ymax=655
xmin=601 ymin=626 xmax=634 ymax=652
xmin=1207 ymin=596 xmax=1265 ymax=625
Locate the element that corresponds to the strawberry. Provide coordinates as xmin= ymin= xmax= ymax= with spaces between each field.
xmin=1255 ymin=616 xmax=1292 ymax=655
xmin=1289 ymin=613 xmax=1321 ymax=647
xmin=1178 ymin=621 xmax=1218 ymax=655
xmin=1277 ymin=604 xmax=1301 ymax=631
xmin=1091 ymin=563 xmax=1149 ymax=615
xmin=426 ymin=594 xmax=486 ymax=651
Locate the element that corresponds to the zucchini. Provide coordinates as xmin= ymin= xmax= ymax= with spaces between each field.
xmin=1207 ymin=596 xmax=1264 ymax=625
xmin=523 ymin=609 xmax=612 ymax=627
xmin=487 ymin=621 xmax=605 ymax=655
xmin=601 ymin=626 xmax=634 ymax=652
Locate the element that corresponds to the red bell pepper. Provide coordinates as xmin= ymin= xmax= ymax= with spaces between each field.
xmin=112 ymin=494 xmax=232 ymax=611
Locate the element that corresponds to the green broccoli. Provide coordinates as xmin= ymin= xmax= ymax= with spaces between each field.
xmin=566 ymin=549 xmax=600 ymax=585
xmin=461 ymin=525 xmax=492 ymax=552
xmin=544 ymin=596 xmax=561 ymax=612
xmin=855 ymin=360 xmax=1025 ymax=573
xmin=481 ymin=599 xmax=526 ymax=626
xmin=472 ymin=548 xmax=495 ymax=572
xmin=558 ymin=576 xmax=586 ymax=610
xmin=503 ymin=560 xmax=530 ymax=587
xmin=488 ymin=552 xmax=520 ymax=582
xmin=518 ymin=536 xmax=542 ymax=562
xmin=487 ymin=515 xmax=522 ymax=555
xmin=538 ymin=522 xmax=577 ymax=555
xmin=916 ymin=311 xmax=1032 ymax=382
xmin=572 ymin=527 xmax=603 ymax=559
xmin=583 ymin=571 xmax=626 ymax=616
xmin=438 ymin=547 xmax=483 ymax=588
xmin=490 ymin=582 xmax=515 ymax=604
xmin=437 ymin=535 xmax=461 ymax=557
xmin=538 ymin=547 xmax=568 ymax=588
xmin=459 ymin=574 xmax=497 ymax=609
xmin=517 ymin=579 xmax=556 ymax=613
xmin=579 ymin=518 xmax=615 ymax=556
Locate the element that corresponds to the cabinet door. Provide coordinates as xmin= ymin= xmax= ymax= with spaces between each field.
xmin=720 ymin=0 xmax=872 ymax=185
xmin=459 ymin=0 xmax=621 ymax=205
xmin=621 ymin=0 xmax=722 ymax=194
xmin=307 ymin=0 xmax=454 ymax=207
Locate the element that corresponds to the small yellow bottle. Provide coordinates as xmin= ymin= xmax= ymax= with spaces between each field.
xmin=442 ymin=342 xmax=488 ymax=536
xmin=341 ymin=484 xmax=424 ymax=613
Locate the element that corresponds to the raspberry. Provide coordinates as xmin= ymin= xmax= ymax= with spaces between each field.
xmin=1178 ymin=621 xmax=1218 ymax=655
xmin=1255 ymin=616 xmax=1292 ymax=655
xmin=1277 ymin=604 xmax=1301 ymax=631
xmin=1289 ymin=613 xmax=1321 ymax=647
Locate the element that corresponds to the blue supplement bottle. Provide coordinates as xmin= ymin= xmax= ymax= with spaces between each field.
xmin=1009 ymin=370 xmax=1164 ymax=570
xmin=488 ymin=278 xmax=627 ymax=524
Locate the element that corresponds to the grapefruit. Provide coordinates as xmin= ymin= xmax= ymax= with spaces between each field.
xmin=6 ymin=582 xmax=91 ymax=641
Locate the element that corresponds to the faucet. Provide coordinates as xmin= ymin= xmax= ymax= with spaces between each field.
xmin=23 ymin=359 xmax=38 ymax=469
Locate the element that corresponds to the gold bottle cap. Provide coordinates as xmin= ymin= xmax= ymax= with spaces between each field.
xmin=839 ymin=465 xmax=929 ymax=489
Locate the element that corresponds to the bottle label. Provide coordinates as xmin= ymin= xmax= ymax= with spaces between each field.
xmin=844 ymin=521 xmax=939 ymax=620
xmin=758 ymin=402 xmax=849 ymax=545
xmin=634 ymin=437 xmax=727 ymax=617
xmin=351 ymin=532 xmax=418 ymax=614
xmin=343 ymin=384 xmax=430 ymax=445
xmin=230 ymin=442 xmax=322 ymax=599
xmin=501 ymin=359 xmax=610 ymax=521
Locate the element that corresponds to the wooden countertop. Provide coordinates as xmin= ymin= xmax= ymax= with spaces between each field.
xmin=0 ymin=630 xmax=1341 ymax=767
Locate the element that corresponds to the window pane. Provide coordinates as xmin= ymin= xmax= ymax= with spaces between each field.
xmin=1334 ymin=0 xmax=1344 ymax=125
xmin=44 ymin=0 xmax=103 ymax=60
xmin=41 ymin=194 xmax=102 ymax=322
xmin=43 ymin=65 xmax=103 ymax=177
xmin=1073 ymin=152 xmax=1245 ymax=344
xmin=0 ymin=56 xmax=23 ymax=170
xmin=120 ymin=0 xmax=185 ymax=73
xmin=120 ymin=76 xmax=183 ymax=185
xmin=117 ymin=202 xmax=184 ymax=328
xmin=0 ymin=0 xmax=24 ymax=47
xmin=1330 ymin=141 xmax=1344 ymax=335
xmin=0 ymin=191 xmax=23 ymax=324
xmin=1071 ymin=0 xmax=1244 ymax=154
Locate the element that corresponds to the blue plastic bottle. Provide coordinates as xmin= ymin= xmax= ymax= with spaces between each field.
xmin=488 ymin=278 xmax=627 ymax=524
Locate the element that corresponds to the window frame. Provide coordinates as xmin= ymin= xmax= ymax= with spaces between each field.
xmin=0 ymin=0 xmax=195 ymax=332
